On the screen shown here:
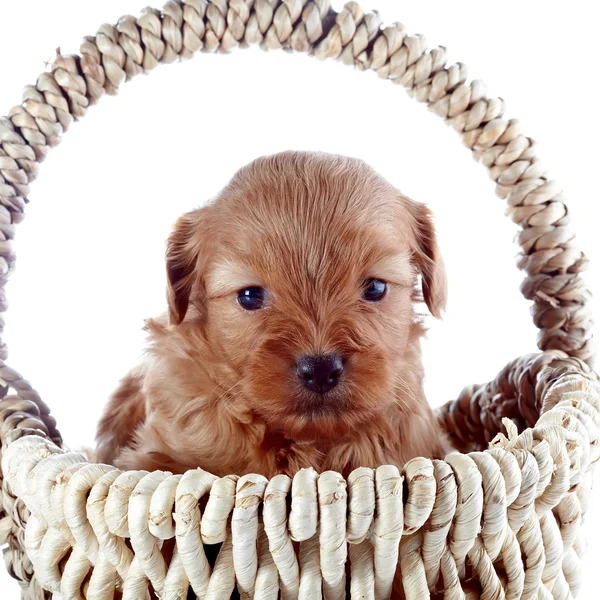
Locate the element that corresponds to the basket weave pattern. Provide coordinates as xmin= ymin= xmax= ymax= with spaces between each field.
xmin=0 ymin=1 xmax=598 ymax=598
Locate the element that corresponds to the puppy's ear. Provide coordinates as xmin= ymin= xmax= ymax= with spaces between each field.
xmin=409 ymin=201 xmax=447 ymax=319
xmin=166 ymin=207 xmax=210 ymax=325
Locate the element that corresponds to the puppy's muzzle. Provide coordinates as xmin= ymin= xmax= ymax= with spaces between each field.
xmin=296 ymin=354 xmax=344 ymax=394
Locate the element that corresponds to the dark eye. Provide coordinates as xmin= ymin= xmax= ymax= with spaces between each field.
xmin=362 ymin=278 xmax=387 ymax=302
xmin=237 ymin=287 xmax=267 ymax=311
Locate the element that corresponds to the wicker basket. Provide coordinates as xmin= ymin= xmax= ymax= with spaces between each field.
xmin=0 ymin=1 xmax=598 ymax=598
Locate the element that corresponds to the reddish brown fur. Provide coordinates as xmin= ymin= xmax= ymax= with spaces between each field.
xmin=96 ymin=151 xmax=450 ymax=478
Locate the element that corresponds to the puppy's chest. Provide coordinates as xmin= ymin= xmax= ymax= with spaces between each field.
xmin=258 ymin=432 xmax=325 ymax=477
xmin=258 ymin=432 xmax=387 ymax=478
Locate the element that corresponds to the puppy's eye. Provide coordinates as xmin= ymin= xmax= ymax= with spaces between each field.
xmin=237 ymin=287 xmax=267 ymax=310
xmin=362 ymin=278 xmax=387 ymax=302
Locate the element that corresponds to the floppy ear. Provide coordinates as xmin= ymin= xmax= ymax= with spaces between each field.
xmin=166 ymin=207 xmax=210 ymax=325
xmin=409 ymin=201 xmax=447 ymax=319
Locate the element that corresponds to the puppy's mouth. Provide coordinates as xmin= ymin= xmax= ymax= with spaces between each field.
xmin=243 ymin=344 xmax=394 ymax=438
xmin=291 ymin=389 xmax=348 ymax=418
xmin=280 ymin=390 xmax=358 ymax=440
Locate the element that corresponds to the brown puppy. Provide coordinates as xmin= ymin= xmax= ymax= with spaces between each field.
xmin=96 ymin=151 xmax=450 ymax=478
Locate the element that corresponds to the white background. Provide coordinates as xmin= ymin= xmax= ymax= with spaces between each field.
xmin=0 ymin=0 xmax=598 ymax=597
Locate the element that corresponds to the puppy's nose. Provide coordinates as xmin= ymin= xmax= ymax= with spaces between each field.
xmin=296 ymin=354 xmax=344 ymax=394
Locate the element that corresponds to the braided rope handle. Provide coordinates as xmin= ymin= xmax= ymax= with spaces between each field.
xmin=0 ymin=369 xmax=598 ymax=599
xmin=0 ymin=0 xmax=594 ymax=369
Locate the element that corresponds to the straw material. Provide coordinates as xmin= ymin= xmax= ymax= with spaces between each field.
xmin=0 ymin=1 xmax=597 ymax=598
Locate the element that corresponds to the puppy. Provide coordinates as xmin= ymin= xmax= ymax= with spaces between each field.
xmin=96 ymin=151 xmax=450 ymax=478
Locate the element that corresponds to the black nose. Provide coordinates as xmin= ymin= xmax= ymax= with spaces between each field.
xmin=296 ymin=354 xmax=344 ymax=394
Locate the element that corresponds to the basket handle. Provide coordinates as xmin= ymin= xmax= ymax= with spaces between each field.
xmin=0 ymin=0 xmax=594 ymax=366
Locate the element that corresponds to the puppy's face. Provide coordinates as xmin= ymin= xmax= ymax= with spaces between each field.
xmin=166 ymin=152 xmax=446 ymax=439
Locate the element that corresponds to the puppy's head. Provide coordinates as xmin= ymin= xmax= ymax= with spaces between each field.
xmin=166 ymin=151 xmax=446 ymax=439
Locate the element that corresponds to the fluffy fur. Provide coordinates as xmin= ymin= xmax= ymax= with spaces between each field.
xmin=96 ymin=151 xmax=450 ymax=478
